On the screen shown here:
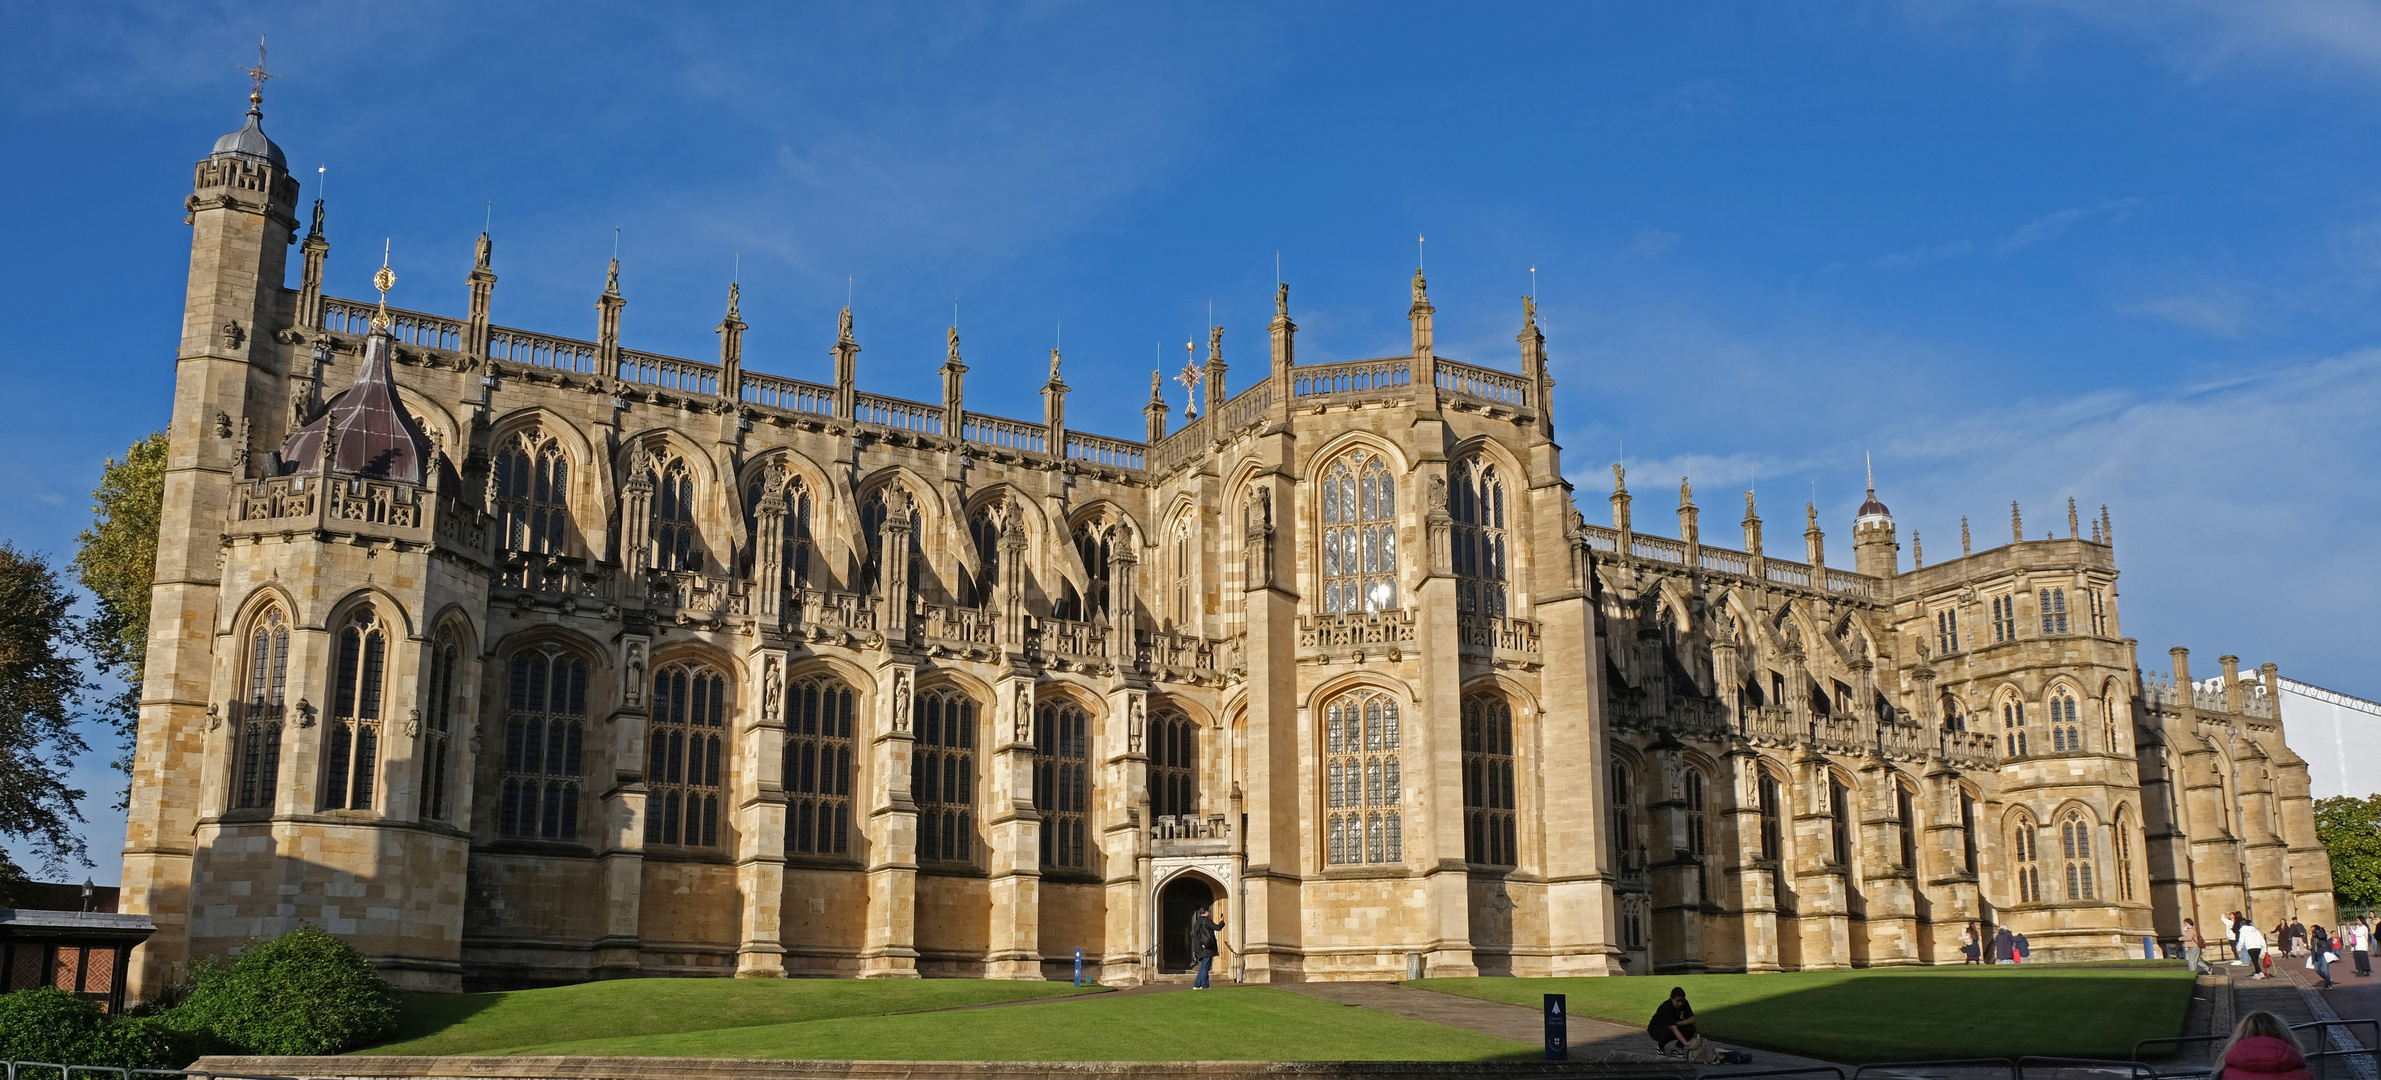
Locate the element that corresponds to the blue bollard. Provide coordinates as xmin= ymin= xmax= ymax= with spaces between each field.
xmin=1074 ymin=947 xmax=1084 ymax=987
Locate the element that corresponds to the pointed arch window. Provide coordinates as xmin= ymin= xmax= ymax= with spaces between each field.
xmin=1609 ymin=762 xmax=1635 ymax=872
xmin=1150 ymin=709 xmax=1199 ymax=820
xmin=2061 ymin=810 xmax=2096 ymax=900
xmin=419 ymin=629 xmax=461 ymax=822
xmin=2049 ymin=690 xmax=2082 ymax=753
xmin=1828 ymin=776 xmax=1853 ymax=868
xmin=645 ymin=661 xmax=726 ymax=848
xmin=745 ymin=474 xmax=814 ymax=590
xmin=1895 ymin=784 xmax=1918 ymax=871
xmin=967 ymin=504 xmax=1003 ymax=608
xmin=234 ymin=607 xmax=290 ymax=810
xmin=1960 ymin=792 xmax=1980 ymax=874
xmin=2014 ymin=814 xmax=2043 ymax=903
xmin=2102 ymin=691 xmax=2122 ymax=755
xmin=1320 ymin=450 xmax=1398 ymax=615
xmin=2002 ymin=699 xmax=2029 ymax=757
xmin=1460 ymin=693 xmax=1516 ymax=867
xmin=1758 ymin=773 xmax=1784 ymax=861
xmin=495 ymin=429 xmax=570 ymax=554
xmin=2113 ymin=807 xmax=2136 ymax=901
xmin=323 ymin=606 xmax=388 ymax=811
xmin=501 ymin=646 xmax=587 ymax=840
xmin=913 ymin=686 xmax=978 ymax=865
xmin=1171 ymin=516 xmax=1195 ymax=627
xmin=1323 ymin=687 xmax=1402 ymax=864
xmin=1073 ymin=523 xmax=1115 ymax=622
xmin=1033 ymin=698 xmax=1091 ymax=870
xmin=653 ymin=457 xmax=702 ymax=572
xmin=860 ymin=487 xmax=922 ymax=600
xmin=785 ymin=674 xmax=854 ymax=856
xmin=1452 ymin=457 xmax=1507 ymax=617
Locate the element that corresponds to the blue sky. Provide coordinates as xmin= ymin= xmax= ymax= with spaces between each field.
xmin=7 ymin=1 xmax=2381 ymax=881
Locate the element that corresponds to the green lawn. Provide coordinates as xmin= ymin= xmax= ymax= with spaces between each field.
xmin=1412 ymin=961 xmax=2197 ymax=1063
xmin=367 ymin=980 xmax=1531 ymax=1062
xmin=367 ymin=978 xmax=1104 ymax=1055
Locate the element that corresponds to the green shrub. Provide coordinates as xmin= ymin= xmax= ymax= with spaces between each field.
xmin=0 ymin=987 xmax=107 ymax=1064
xmin=169 ymin=925 xmax=399 ymax=1055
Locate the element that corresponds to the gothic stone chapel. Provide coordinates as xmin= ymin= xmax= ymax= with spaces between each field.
xmin=122 ymin=89 xmax=2337 ymax=996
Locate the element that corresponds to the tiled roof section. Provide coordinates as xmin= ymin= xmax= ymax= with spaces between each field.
xmin=280 ymin=328 xmax=434 ymax=484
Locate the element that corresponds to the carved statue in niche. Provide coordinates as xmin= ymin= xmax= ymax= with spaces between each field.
xmin=206 ymin=703 xmax=221 ymax=731
xmin=1014 ymin=684 xmax=1032 ymax=743
xmin=1129 ymin=696 xmax=1146 ymax=754
xmin=1429 ymin=474 xmax=1448 ymax=515
xmin=405 ymin=708 xmax=421 ymax=738
xmin=624 ymin=641 xmax=646 ymax=707
xmin=295 ymin=698 xmax=315 ymax=728
xmin=761 ymin=656 xmax=782 ymax=722
xmin=890 ymin=668 xmax=912 ymax=732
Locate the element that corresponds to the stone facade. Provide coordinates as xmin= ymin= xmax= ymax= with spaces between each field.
xmin=121 ymin=98 xmax=2335 ymax=996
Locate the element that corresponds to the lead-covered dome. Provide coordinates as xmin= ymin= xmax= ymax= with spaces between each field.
xmin=211 ymin=100 xmax=287 ymax=170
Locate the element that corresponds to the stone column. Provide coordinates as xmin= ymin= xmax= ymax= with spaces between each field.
xmin=596 ymin=629 xmax=653 ymax=979
xmin=1858 ymin=753 xmax=1918 ymax=966
xmin=1922 ymin=753 xmax=1981 ymax=941
xmin=1647 ymin=736 xmax=1706 ymax=973
xmin=1793 ymin=743 xmax=1851 ymax=969
xmin=1416 ymin=460 xmax=1477 ymax=977
xmin=754 ymin=489 xmax=786 ymax=623
xmin=858 ymin=660 xmax=919 ymax=978
xmin=986 ymin=674 xmax=1044 ymax=978
xmin=1723 ymin=739 xmax=1780 ymax=972
xmin=1102 ymin=688 xmax=1150 ymax=985
xmin=735 ymin=648 xmax=789 ymax=977
xmin=1239 ymin=478 xmax=1306 ymax=981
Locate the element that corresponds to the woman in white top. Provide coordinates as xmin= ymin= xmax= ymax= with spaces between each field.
xmin=2352 ymin=917 xmax=2372 ymax=978
xmin=2239 ymin=920 xmax=2270 ymax=979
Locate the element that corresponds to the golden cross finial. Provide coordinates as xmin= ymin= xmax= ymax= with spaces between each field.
xmin=241 ymin=35 xmax=276 ymax=105
xmin=372 ymin=238 xmax=395 ymax=329
xmin=1175 ymin=342 xmax=1202 ymax=417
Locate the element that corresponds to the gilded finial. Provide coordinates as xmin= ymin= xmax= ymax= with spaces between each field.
xmin=1175 ymin=344 xmax=1202 ymax=418
xmin=371 ymin=238 xmax=395 ymax=330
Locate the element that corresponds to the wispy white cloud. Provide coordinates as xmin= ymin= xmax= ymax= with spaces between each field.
xmin=1876 ymin=239 xmax=1975 ymax=270
xmin=1624 ymin=230 xmax=1680 ymax=261
xmin=2119 ymin=288 xmax=2253 ymax=336
xmin=1997 ymin=197 xmax=2144 ymax=253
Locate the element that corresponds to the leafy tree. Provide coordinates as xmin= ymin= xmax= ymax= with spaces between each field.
xmin=74 ymin=431 xmax=167 ymax=799
xmin=170 ymin=925 xmax=400 ymax=1055
xmin=0 ymin=542 xmax=91 ymax=875
xmin=2317 ymin=794 xmax=2381 ymax=912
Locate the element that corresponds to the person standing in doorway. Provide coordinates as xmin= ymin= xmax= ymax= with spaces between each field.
xmin=1189 ymin=905 xmax=1225 ymax=990
xmin=2184 ymin=918 xmax=2207 ymax=976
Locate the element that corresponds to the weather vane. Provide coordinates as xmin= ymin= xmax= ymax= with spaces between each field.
xmin=241 ymin=35 xmax=275 ymax=104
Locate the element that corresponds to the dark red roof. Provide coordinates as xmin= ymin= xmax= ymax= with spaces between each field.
xmin=280 ymin=328 xmax=433 ymax=483
xmin=1858 ymin=489 xmax=1891 ymax=518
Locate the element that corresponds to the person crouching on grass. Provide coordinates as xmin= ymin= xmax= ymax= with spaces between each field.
xmin=1648 ymin=986 xmax=1697 ymax=1057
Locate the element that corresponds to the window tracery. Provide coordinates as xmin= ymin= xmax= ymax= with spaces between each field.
xmin=2113 ymin=807 xmax=2137 ymax=901
xmin=861 ymin=486 xmax=922 ymax=599
xmin=653 ymin=455 xmax=702 ymax=572
xmin=2014 ymin=814 xmax=2043 ymax=903
xmin=1033 ymin=698 xmax=1091 ymax=870
xmin=502 ymin=646 xmax=587 ymax=840
xmin=235 ymin=607 xmax=289 ymax=810
xmin=1758 ymin=773 xmax=1784 ymax=861
xmin=1460 ymin=693 xmax=1516 ymax=867
xmin=1452 ymin=458 xmax=1507 ymax=617
xmin=745 ymin=472 xmax=813 ymax=590
xmin=495 ymin=429 xmax=569 ymax=554
xmin=967 ymin=503 xmax=1003 ymax=608
xmin=645 ymin=661 xmax=726 ymax=848
xmin=2049 ymin=689 xmax=2082 ymax=753
xmin=1150 ymin=708 xmax=1198 ymax=820
xmin=323 ymin=606 xmax=388 ymax=811
xmin=785 ymin=674 xmax=854 ymax=856
xmin=420 ymin=629 xmax=460 ymax=822
xmin=1320 ymin=450 xmax=1397 ymax=615
xmin=2039 ymin=587 xmax=2069 ymax=634
xmin=2061 ymin=810 xmax=2096 ymax=900
xmin=1171 ymin=516 xmax=1194 ymax=627
xmin=1324 ymin=687 xmax=1402 ymax=864
xmin=2002 ymin=698 xmax=2029 ymax=757
xmin=913 ymin=686 xmax=978 ymax=864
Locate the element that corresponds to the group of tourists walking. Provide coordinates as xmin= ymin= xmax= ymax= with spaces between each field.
xmin=2192 ymin=910 xmax=2371 ymax=988
xmin=1957 ymin=921 xmax=2030 ymax=964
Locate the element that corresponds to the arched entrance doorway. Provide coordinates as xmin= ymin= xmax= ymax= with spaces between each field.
xmin=1157 ymin=873 xmax=1219 ymax=974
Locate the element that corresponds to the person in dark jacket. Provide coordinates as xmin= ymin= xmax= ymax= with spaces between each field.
xmin=1648 ymin=986 xmax=1698 ymax=1056
xmin=1994 ymin=925 xmax=2016 ymax=964
xmin=1189 ymin=905 xmax=1224 ymax=989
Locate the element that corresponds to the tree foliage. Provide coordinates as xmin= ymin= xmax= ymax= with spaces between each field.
xmin=171 ymin=925 xmax=401 ymax=1055
xmin=74 ymin=431 xmax=167 ymax=795
xmin=0 ymin=542 xmax=91 ymax=875
xmin=2317 ymin=794 xmax=2381 ymax=912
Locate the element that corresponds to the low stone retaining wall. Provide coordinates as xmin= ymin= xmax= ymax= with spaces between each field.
xmin=196 ymin=1055 xmax=1693 ymax=1080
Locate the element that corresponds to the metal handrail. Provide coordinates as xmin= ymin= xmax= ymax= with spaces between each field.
xmin=1703 ymin=1068 xmax=1845 ymax=1080
xmin=1853 ymin=1059 xmax=2017 ymax=1080
xmin=2017 ymin=1057 xmax=2156 ymax=1080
